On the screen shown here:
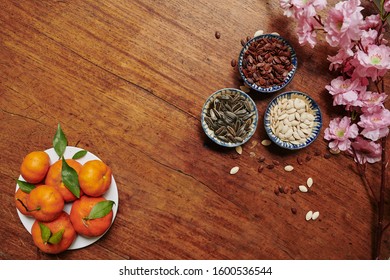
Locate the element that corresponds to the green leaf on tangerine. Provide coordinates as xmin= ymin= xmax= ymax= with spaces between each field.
xmin=48 ymin=229 xmax=64 ymax=245
xmin=61 ymin=157 xmax=80 ymax=198
xmin=39 ymin=223 xmax=51 ymax=243
xmin=17 ymin=179 xmax=35 ymax=194
xmin=86 ymin=200 xmax=115 ymax=220
xmin=53 ymin=123 xmax=67 ymax=158
xmin=72 ymin=150 xmax=87 ymax=159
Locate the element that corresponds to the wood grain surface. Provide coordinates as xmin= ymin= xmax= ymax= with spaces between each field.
xmin=0 ymin=0 xmax=389 ymax=260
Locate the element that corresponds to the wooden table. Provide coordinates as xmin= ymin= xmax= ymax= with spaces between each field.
xmin=0 ymin=0 xmax=389 ymax=260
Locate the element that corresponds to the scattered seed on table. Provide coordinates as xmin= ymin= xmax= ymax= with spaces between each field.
xmin=324 ymin=153 xmax=331 ymax=159
xmin=291 ymin=207 xmax=297 ymax=215
xmin=215 ymin=31 xmax=221 ymax=39
xmin=240 ymin=85 xmax=251 ymax=93
xmin=305 ymin=155 xmax=312 ymax=162
xmin=278 ymin=186 xmax=284 ymax=193
xmin=267 ymin=164 xmax=275 ymax=169
xmin=249 ymin=140 xmax=258 ymax=149
xmin=297 ymin=157 xmax=304 ymax=165
xmin=314 ymin=149 xmax=321 ymax=156
xmin=290 ymin=186 xmax=298 ymax=194
xmin=230 ymin=166 xmax=239 ymax=175
xmin=307 ymin=177 xmax=313 ymax=188
xmin=284 ymin=165 xmax=294 ymax=172
xmin=250 ymin=152 xmax=256 ymax=158
xmin=272 ymin=160 xmax=280 ymax=166
xmin=231 ymin=59 xmax=237 ymax=67
xmin=305 ymin=211 xmax=313 ymax=221
xmin=330 ymin=148 xmax=340 ymax=155
xmin=258 ymin=165 xmax=264 ymax=173
xmin=274 ymin=188 xmax=280 ymax=195
xmin=311 ymin=211 xmax=320 ymax=220
xmin=299 ymin=185 xmax=308 ymax=193
xmin=261 ymin=139 xmax=272 ymax=146
xmin=253 ymin=30 xmax=264 ymax=37
xmin=258 ymin=156 xmax=266 ymax=163
xmin=283 ymin=186 xmax=290 ymax=194
xmin=235 ymin=146 xmax=242 ymax=155
xmin=230 ymin=153 xmax=239 ymax=159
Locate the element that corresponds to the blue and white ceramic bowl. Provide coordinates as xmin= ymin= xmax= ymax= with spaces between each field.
xmin=201 ymin=88 xmax=258 ymax=147
xmin=264 ymin=91 xmax=322 ymax=150
xmin=238 ymin=34 xmax=298 ymax=93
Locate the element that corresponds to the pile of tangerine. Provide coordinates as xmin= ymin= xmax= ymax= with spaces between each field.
xmin=15 ymin=150 xmax=114 ymax=254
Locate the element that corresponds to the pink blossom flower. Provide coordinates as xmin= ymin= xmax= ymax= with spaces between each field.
xmin=354 ymin=44 xmax=390 ymax=81
xmin=327 ymin=48 xmax=354 ymax=73
xmin=291 ymin=0 xmax=327 ymax=17
xmin=350 ymin=136 xmax=381 ymax=164
xmin=324 ymin=0 xmax=364 ymax=49
xmin=361 ymin=14 xmax=381 ymax=31
xmin=325 ymin=76 xmax=366 ymax=109
xmin=358 ymin=108 xmax=390 ymax=141
xmin=296 ymin=14 xmax=318 ymax=47
xmin=324 ymin=116 xmax=359 ymax=151
xmin=358 ymin=91 xmax=388 ymax=114
xmin=280 ymin=0 xmax=295 ymax=17
xmin=360 ymin=29 xmax=378 ymax=48
xmin=384 ymin=0 xmax=390 ymax=12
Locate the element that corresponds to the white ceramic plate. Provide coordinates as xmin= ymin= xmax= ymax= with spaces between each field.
xmin=16 ymin=146 xmax=119 ymax=250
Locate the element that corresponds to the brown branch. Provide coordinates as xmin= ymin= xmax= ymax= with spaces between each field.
xmin=374 ymin=137 xmax=388 ymax=260
xmin=352 ymin=147 xmax=379 ymax=203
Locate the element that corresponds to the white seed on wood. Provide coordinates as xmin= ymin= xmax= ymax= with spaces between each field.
xmin=307 ymin=177 xmax=313 ymax=188
xmin=299 ymin=185 xmax=308 ymax=193
xmin=330 ymin=148 xmax=340 ymax=154
xmin=261 ymin=139 xmax=272 ymax=146
xmin=305 ymin=211 xmax=313 ymax=221
xmin=230 ymin=166 xmax=239 ymax=175
xmin=284 ymin=165 xmax=294 ymax=172
xmin=254 ymin=30 xmax=264 ymax=37
xmin=235 ymin=146 xmax=242 ymax=155
xmin=311 ymin=211 xmax=320 ymax=220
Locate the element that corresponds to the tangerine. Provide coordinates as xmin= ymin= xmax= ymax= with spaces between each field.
xmin=79 ymin=160 xmax=112 ymax=197
xmin=20 ymin=151 xmax=50 ymax=184
xmin=15 ymin=188 xmax=32 ymax=216
xmin=70 ymin=195 xmax=113 ymax=237
xmin=45 ymin=159 xmax=83 ymax=202
xmin=31 ymin=211 xmax=76 ymax=254
xmin=27 ymin=185 xmax=64 ymax=222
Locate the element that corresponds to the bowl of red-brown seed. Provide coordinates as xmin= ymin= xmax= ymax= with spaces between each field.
xmin=238 ymin=34 xmax=297 ymax=93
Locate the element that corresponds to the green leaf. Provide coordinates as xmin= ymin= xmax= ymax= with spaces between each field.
xmin=17 ymin=180 xmax=35 ymax=194
xmin=86 ymin=200 xmax=115 ymax=220
xmin=39 ymin=223 xmax=51 ymax=243
xmin=48 ymin=229 xmax=64 ymax=244
xmin=72 ymin=150 xmax=87 ymax=159
xmin=61 ymin=157 xmax=80 ymax=198
xmin=53 ymin=123 xmax=67 ymax=158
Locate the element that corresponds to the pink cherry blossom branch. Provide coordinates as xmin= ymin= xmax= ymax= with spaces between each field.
xmin=280 ymin=0 xmax=390 ymax=260
xmin=313 ymin=15 xmax=325 ymax=27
